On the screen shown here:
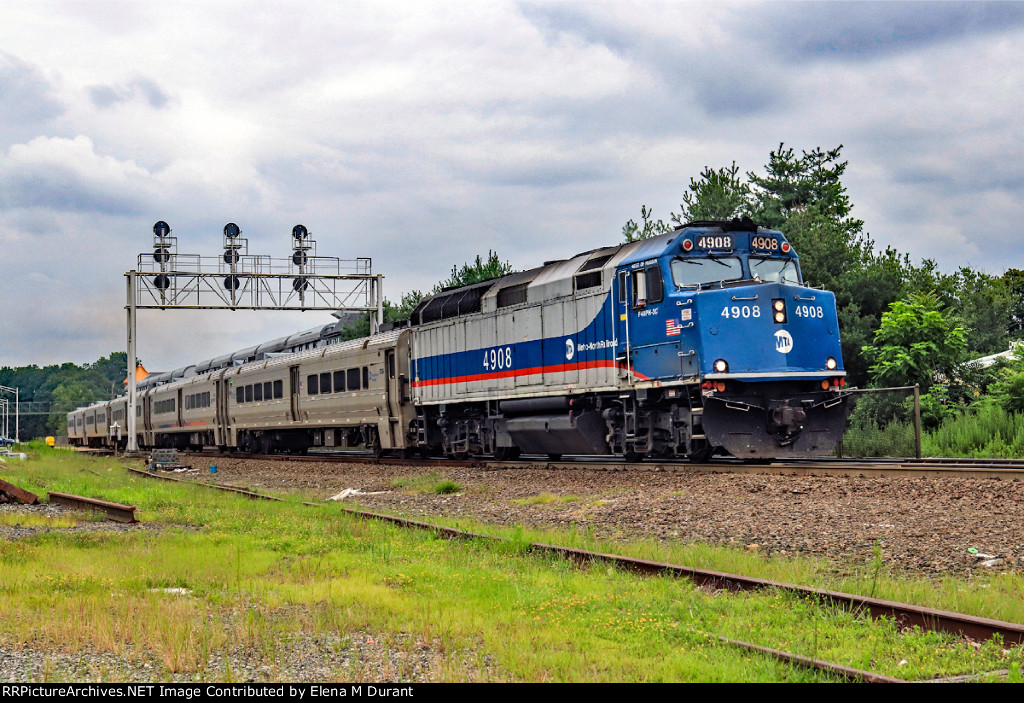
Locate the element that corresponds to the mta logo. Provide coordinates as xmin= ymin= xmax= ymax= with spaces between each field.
xmin=774 ymin=330 xmax=793 ymax=354
xmin=565 ymin=339 xmax=575 ymax=360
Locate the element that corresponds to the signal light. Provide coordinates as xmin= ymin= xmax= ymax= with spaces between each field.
xmin=224 ymin=223 xmax=241 ymax=238
xmin=153 ymin=274 xmax=170 ymax=290
xmin=714 ymin=381 xmax=726 ymax=392
xmin=224 ymin=250 xmax=239 ymax=264
xmin=292 ymin=250 xmax=307 ymax=266
xmin=781 ymin=241 xmax=791 ymax=253
xmin=293 ymin=277 xmax=309 ymax=291
xmin=153 ymin=221 xmax=170 ymax=237
xmin=714 ymin=359 xmax=728 ymax=373
xmin=224 ymin=275 xmax=240 ymax=291
xmin=292 ymin=224 xmax=308 ymax=240
xmin=153 ymin=247 xmax=170 ymax=263
xmin=826 ymin=357 xmax=837 ymax=370
xmin=682 ymin=239 xmax=693 ymax=252
xmin=821 ymin=380 xmax=830 ymax=390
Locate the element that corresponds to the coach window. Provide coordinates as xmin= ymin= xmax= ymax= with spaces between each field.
xmin=254 ymin=384 xmax=263 ymax=402
xmin=362 ymin=366 xmax=369 ymax=388
xmin=320 ymin=372 xmax=332 ymax=394
xmin=245 ymin=385 xmax=254 ymax=403
xmin=307 ymin=374 xmax=319 ymax=395
xmin=236 ymin=387 xmax=244 ymax=404
xmin=333 ymin=370 xmax=345 ymax=393
xmin=347 ymin=368 xmax=360 ymax=391
xmin=263 ymin=382 xmax=272 ymax=400
xmin=273 ymin=380 xmax=283 ymax=399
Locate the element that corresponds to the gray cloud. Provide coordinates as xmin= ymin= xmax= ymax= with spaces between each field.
xmin=740 ymin=1 xmax=1024 ymax=63
xmin=88 ymin=77 xmax=170 ymax=109
xmin=0 ymin=53 xmax=64 ymax=135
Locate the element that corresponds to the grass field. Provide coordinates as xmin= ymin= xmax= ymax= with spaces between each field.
xmin=1 ymin=444 xmax=1021 ymax=682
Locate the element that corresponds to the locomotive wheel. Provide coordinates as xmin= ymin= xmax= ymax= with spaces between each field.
xmin=494 ymin=446 xmax=521 ymax=461
xmin=688 ymin=448 xmax=713 ymax=463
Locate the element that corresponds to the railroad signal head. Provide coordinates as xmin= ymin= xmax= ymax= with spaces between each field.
xmin=153 ymin=221 xmax=170 ymax=237
xmin=292 ymin=224 xmax=308 ymax=241
xmin=224 ymin=223 xmax=241 ymax=238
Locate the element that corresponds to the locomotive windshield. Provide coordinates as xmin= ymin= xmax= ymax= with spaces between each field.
xmin=671 ymin=257 xmax=743 ymax=288
xmin=750 ymin=257 xmax=800 ymax=285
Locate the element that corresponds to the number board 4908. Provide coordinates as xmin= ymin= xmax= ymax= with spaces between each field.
xmin=695 ymin=234 xmax=734 ymax=249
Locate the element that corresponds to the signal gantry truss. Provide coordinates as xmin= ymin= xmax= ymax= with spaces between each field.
xmin=125 ymin=221 xmax=385 ymax=451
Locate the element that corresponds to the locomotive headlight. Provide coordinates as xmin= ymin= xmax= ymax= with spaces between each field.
xmin=826 ymin=357 xmax=837 ymax=370
xmin=772 ymin=299 xmax=786 ymax=323
xmin=714 ymin=359 xmax=728 ymax=373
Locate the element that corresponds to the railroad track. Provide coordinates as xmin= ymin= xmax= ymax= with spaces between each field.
xmin=164 ymin=449 xmax=1024 ymax=481
xmin=128 ymin=465 xmax=1023 ymax=682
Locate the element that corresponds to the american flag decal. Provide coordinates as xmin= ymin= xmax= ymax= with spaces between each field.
xmin=666 ymin=318 xmax=682 ymax=336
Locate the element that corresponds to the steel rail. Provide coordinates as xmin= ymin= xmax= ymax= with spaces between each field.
xmin=127 ymin=466 xmax=1024 ymax=646
xmin=170 ymin=449 xmax=1024 ymax=480
xmin=47 ymin=491 xmax=137 ymax=523
xmin=713 ymin=635 xmax=905 ymax=683
xmin=0 ymin=478 xmax=39 ymax=505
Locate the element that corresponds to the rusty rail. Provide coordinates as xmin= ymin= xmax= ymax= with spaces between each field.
xmin=47 ymin=491 xmax=137 ymax=523
xmin=0 ymin=478 xmax=39 ymax=504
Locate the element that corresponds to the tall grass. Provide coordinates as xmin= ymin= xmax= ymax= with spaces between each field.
xmin=842 ymin=401 xmax=1024 ymax=459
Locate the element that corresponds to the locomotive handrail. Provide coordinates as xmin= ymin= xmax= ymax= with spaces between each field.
xmin=731 ymin=294 xmax=758 ymax=301
xmin=795 ymin=295 xmax=817 ymax=301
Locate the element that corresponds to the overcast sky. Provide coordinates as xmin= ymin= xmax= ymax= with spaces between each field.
xmin=2 ymin=1 xmax=1023 ymax=372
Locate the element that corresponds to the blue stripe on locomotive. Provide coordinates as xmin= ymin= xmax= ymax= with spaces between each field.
xmin=412 ymin=293 xmax=622 ymax=387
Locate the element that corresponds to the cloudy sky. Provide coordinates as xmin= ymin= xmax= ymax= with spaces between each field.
xmin=2 ymin=1 xmax=1023 ymax=372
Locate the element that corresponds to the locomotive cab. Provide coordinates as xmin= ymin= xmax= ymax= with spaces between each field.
xmin=614 ymin=218 xmax=848 ymax=459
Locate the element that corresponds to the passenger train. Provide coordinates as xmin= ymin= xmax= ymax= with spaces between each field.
xmin=69 ymin=218 xmax=849 ymax=460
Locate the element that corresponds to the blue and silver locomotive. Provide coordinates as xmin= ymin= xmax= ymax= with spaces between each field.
xmin=409 ymin=217 xmax=848 ymax=460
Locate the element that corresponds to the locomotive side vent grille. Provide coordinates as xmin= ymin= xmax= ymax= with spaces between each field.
xmin=497 ymin=283 xmax=529 ymax=308
xmin=574 ymin=271 xmax=602 ymax=290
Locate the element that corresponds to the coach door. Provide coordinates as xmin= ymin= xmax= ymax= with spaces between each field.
xmin=215 ymin=375 xmax=230 ymax=446
xmin=289 ymin=365 xmax=301 ymax=422
xmin=384 ymin=350 xmax=398 ymax=448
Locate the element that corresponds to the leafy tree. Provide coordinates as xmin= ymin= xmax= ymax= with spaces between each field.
xmin=622 ymin=204 xmax=670 ymax=242
xmin=950 ymin=268 xmax=1011 ymax=356
xmin=862 ymin=292 xmax=967 ymax=390
xmin=672 ymin=162 xmax=751 ymax=224
xmin=435 ymin=251 xmax=514 ymax=291
xmin=1002 ymin=268 xmax=1024 ymax=337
